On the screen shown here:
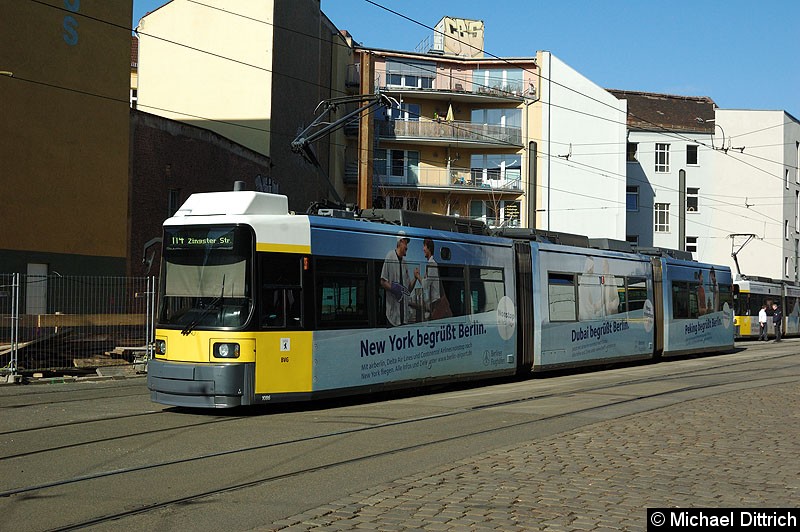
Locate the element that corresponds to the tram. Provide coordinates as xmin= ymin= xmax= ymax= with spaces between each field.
xmin=733 ymin=278 xmax=800 ymax=339
xmin=147 ymin=190 xmax=735 ymax=408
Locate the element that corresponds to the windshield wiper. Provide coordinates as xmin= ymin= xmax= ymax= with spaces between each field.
xmin=181 ymin=275 xmax=225 ymax=336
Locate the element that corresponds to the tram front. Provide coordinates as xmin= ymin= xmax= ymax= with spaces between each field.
xmin=148 ymin=224 xmax=256 ymax=408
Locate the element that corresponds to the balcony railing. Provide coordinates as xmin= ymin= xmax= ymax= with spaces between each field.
xmin=376 ymin=119 xmax=522 ymax=146
xmin=374 ymin=166 xmax=522 ymax=192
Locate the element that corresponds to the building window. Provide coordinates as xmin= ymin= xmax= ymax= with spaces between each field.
xmin=686 ymin=144 xmax=698 ymax=165
xmin=796 ymin=141 xmax=800 ymax=184
xmin=626 ymin=186 xmax=639 ymax=211
xmin=654 ymin=203 xmax=670 ymax=233
xmin=380 ymin=196 xmax=418 ymax=211
xmin=472 ymin=68 xmax=524 ymax=95
xmin=686 ymin=236 xmax=698 ymax=254
xmin=470 ymin=108 xmax=522 ymax=128
xmin=787 ymin=169 xmax=790 ymax=190
xmin=626 ymin=143 xmax=638 ymax=162
xmin=385 ymin=60 xmax=435 ymax=89
xmin=374 ymin=149 xmax=420 ymax=184
xmin=130 ymin=88 xmax=138 ymax=109
xmin=796 ymin=191 xmax=800 ymax=233
xmin=655 ymin=143 xmax=670 ymax=173
xmin=626 ymin=235 xmax=639 ymax=246
xmin=686 ymin=187 xmax=699 ymax=212
xmin=470 ymin=154 xmax=522 ymax=189
xmin=786 ymin=257 xmax=791 ymax=278
xmin=469 ymin=200 xmax=521 ymax=228
xmin=389 ymin=102 xmax=420 ymax=121
xmin=786 ymin=220 xmax=790 ymax=241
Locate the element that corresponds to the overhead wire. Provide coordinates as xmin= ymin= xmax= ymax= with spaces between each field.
xmin=17 ymin=0 xmax=800 ymax=251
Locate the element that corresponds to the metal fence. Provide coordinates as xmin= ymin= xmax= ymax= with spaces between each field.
xmin=0 ymin=274 xmax=157 ymax=380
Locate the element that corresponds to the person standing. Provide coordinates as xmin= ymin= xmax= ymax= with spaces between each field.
xmin=758 ymin=304 xmax=768 ymax=341
xmin=414 ymin=238 xmax=440 ymax=320
xmin=380 ymin=233 xmax=415 ymax=326
xmin=772 ymin=303 xmax=783 ymax=342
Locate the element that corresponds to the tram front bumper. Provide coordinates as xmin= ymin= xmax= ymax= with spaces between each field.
xmin=147 ymin=359 xmax=254 ymax=408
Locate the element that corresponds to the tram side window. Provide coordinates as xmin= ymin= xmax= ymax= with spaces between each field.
xmin=316 ymin=259 xmax=369 ymax=328
xmin=548 ymin=273 xmax=577 ymax=321
xmin=625 ymin=277 xmax=648 ymax=312
xmin=260 ymin=253 xmax=303 ymax=329
xmin=787 ymin=296 xmax=800 ymax=317
xmin=672 ymin=281 xmax=700 ymax=319
xmin=439 ymin=265 xmax=467 ymax=317
xmin=469 ymin=267 xmax=505 ymax=314
xmin=718 ymin=284 xmax=734 ymax=313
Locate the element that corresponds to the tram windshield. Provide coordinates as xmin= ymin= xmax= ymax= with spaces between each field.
xmin=159 ymin=226 xmax=252 ymax=330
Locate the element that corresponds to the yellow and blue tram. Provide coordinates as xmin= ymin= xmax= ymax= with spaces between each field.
xmin=733 ymin=278 xmax=800 ymax=339
xmin=147 ymin=191 xmax=735 ymax=408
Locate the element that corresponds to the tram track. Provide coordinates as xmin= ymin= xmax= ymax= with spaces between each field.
xmin=1 ymin=349 xmax=796 ymax=463
xmin=48 ymin=369 xmax=800 ymax=531
xmin=1 ymin=349 xmax=797 ymax=531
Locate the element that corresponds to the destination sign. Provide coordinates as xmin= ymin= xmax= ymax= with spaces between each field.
xmin=165 ymin=229 xmax=236 ymax=251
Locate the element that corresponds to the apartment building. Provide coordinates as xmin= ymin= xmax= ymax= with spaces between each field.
xmin=347 ymin=23 xmax=627 ymax=237
xmin=613 ymin=91 xmax=800 ymax=281
xmin=610 ymin=91 xmax=716 ymax=255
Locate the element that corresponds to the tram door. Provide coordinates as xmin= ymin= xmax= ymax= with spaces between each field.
xmin=514 ymin=242 xmax=534 ymax=372
xmin=650 ymin=257 xmax=664 ymax=356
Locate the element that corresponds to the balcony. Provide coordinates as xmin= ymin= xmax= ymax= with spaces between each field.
xmin=376 ymin=119 xmax=522 ymax=148
xmin=373 ymin=166 xmax=523 ymax=194
xmin=374 ymin=70 xmax=530 ymax=104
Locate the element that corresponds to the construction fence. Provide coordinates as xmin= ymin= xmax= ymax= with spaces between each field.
xmin=0 ymin=274 xmax=157 ymax=379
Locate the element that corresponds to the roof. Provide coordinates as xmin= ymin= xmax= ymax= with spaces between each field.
xmin=607 ymin=89 xmax=716 ymax=133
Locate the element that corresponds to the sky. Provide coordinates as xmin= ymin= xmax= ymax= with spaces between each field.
xmin=132 ymin=0 xmax=800 ymax=117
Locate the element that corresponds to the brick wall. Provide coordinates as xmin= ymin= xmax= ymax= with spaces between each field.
xmin=129 ymin=110 xmax=272 ymax=276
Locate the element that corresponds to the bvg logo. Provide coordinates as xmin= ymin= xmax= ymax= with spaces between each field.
xmin=62 ymin=0 xmax=80 ymax=46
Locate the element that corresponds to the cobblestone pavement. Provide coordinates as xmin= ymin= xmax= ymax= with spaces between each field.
xmin=262 ymin=383 xmax=800 ymax=531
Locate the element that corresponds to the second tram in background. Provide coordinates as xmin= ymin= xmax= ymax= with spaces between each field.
xmin=733 ymin=277 xmax=800 ymax=339
xmin=147 ymin=190 xmax=735 ymax=408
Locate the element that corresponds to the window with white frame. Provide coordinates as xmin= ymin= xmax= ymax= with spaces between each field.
xmin=626 ymin=186 xmax=639 ymax=211
xmin=686 ymin=187 xmax=699 ymax=212
xmin=655 ymin=143 xmax=670 ymax=173
xmin=470 ymin=108 xmax=522 ymax=128
xmin=686 ymin=144 xmax=698 ymax=165
xmin=786 ymin=220 xmax=790 ymax=241
xmin=385 ymin=59 xmax=435 ymax=89
xmin=469 ymin=200 xmax=521 ymax=227
xmin=472 ymin=68 xmax=524 ymax=95
xmin=686 ymin=236 xmax=698 ymax=254
xmin=786 ymin=257 xmax=791 ymax=278
xmin=374 ymin=149 xmax=420 ymax=184
xmin=654 ymin=203 xmax=670 ymax=232
xmin=388 ymin=102 xmax=420 ymax=121
xmin=470 ymin=154 xmax=521 ymax=188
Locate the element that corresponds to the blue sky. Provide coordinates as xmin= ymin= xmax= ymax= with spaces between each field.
xmin=133 ymin=0 xmax=800 ymax=117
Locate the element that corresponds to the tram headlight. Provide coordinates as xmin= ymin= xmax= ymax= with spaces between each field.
xmin=155 ymin=339 xmax=167 ymax=355
xmin=214 ymin=342 xmax=240 ymax=359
